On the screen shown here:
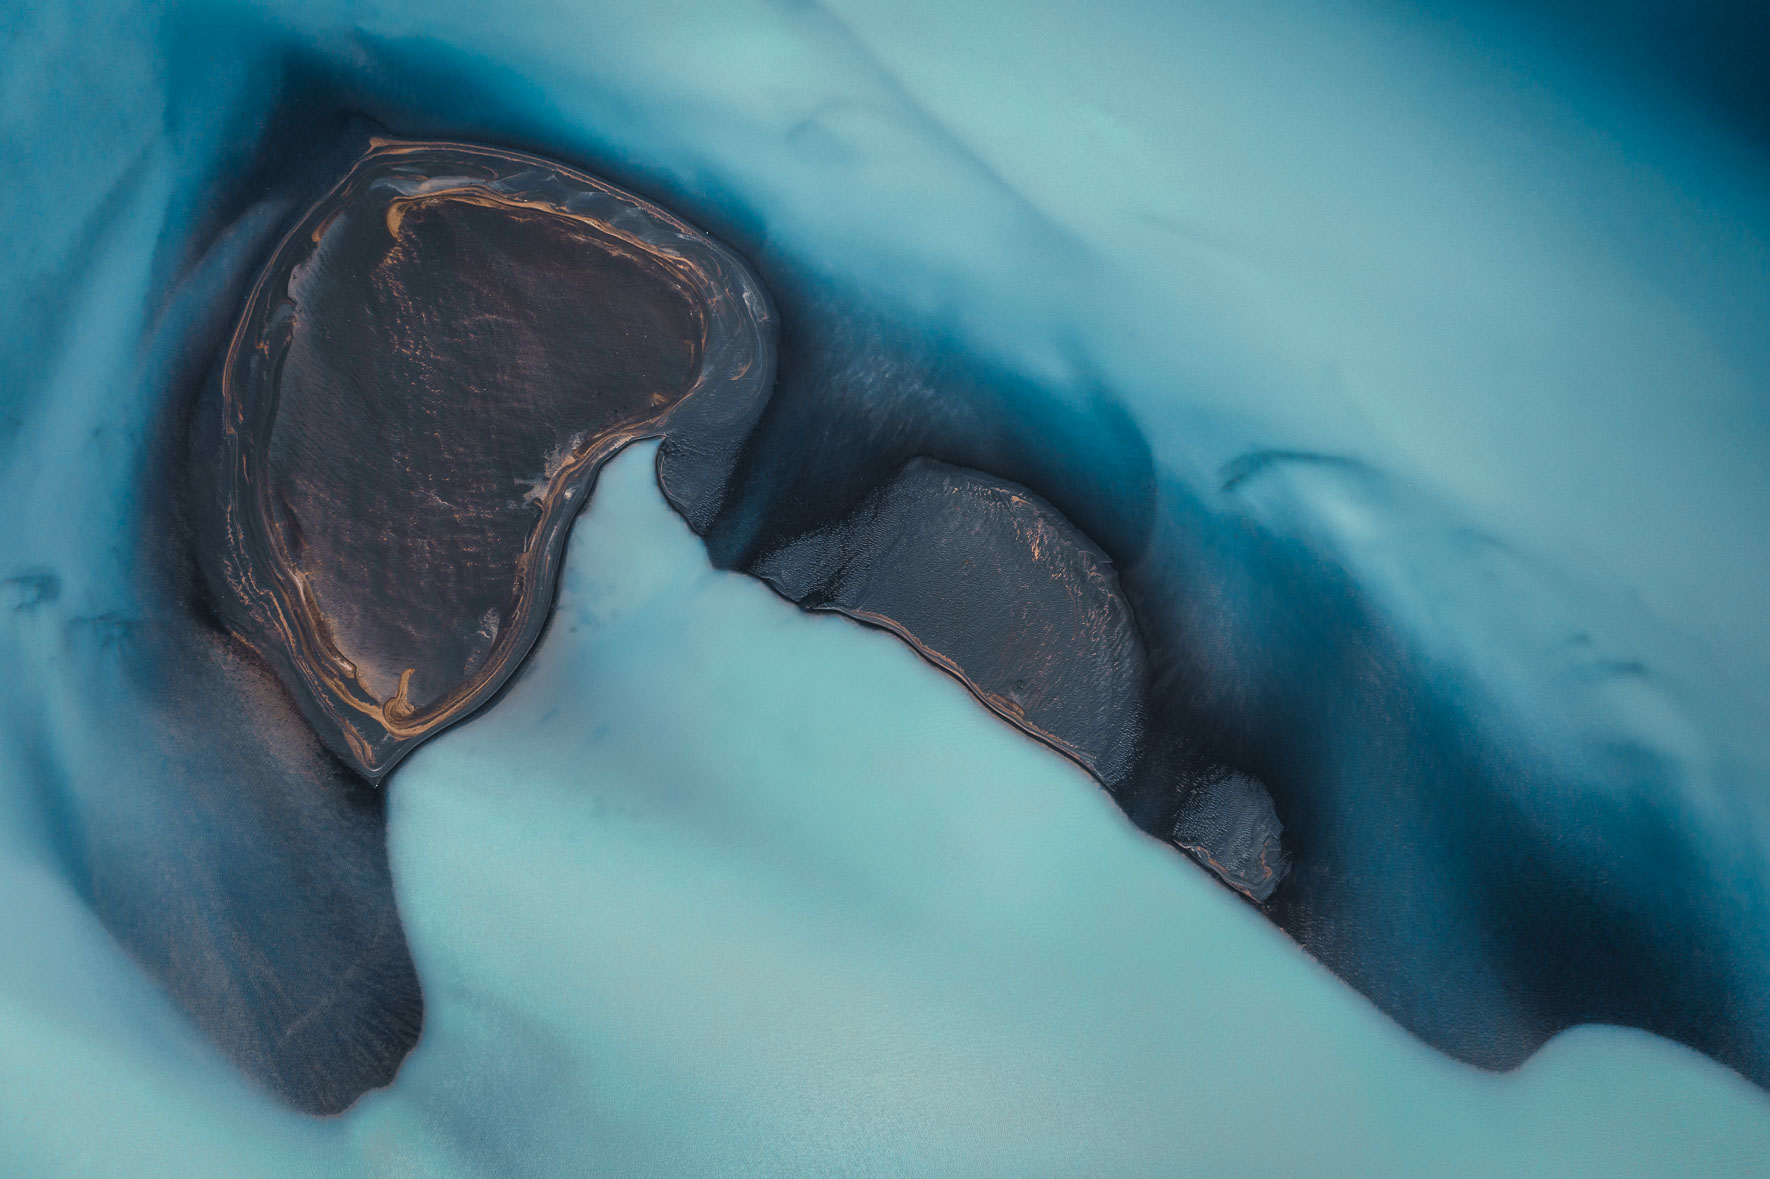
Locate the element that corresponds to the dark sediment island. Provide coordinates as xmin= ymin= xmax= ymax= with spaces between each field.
xmin=754 ymin=457 xmax=1149 ymax=786
xmin=206 ymin=139 xmax=774 ymax=780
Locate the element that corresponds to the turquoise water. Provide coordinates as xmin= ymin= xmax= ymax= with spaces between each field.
xmin=4 ymin=0 xmax=1770 ymax=1171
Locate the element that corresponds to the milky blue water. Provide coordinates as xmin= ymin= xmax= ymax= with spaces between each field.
xmin=4 ymin=0 xmax=1769 ymax=1172
xmin=8 ymin=446 xmax=1767 ymax=1174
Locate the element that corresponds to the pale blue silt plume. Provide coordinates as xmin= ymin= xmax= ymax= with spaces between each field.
xmin=2 ymin=0 xmax=1769 ymax=1174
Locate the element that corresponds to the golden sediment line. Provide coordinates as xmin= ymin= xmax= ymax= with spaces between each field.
xmin=821 ymin=603 xmax=1111 ymax=784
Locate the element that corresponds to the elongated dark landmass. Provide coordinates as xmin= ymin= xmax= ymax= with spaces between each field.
xmin=209 ymin=138 xmax=773 ymax=780
xmin=754 ymin=457 xmax=1148 ymax=785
